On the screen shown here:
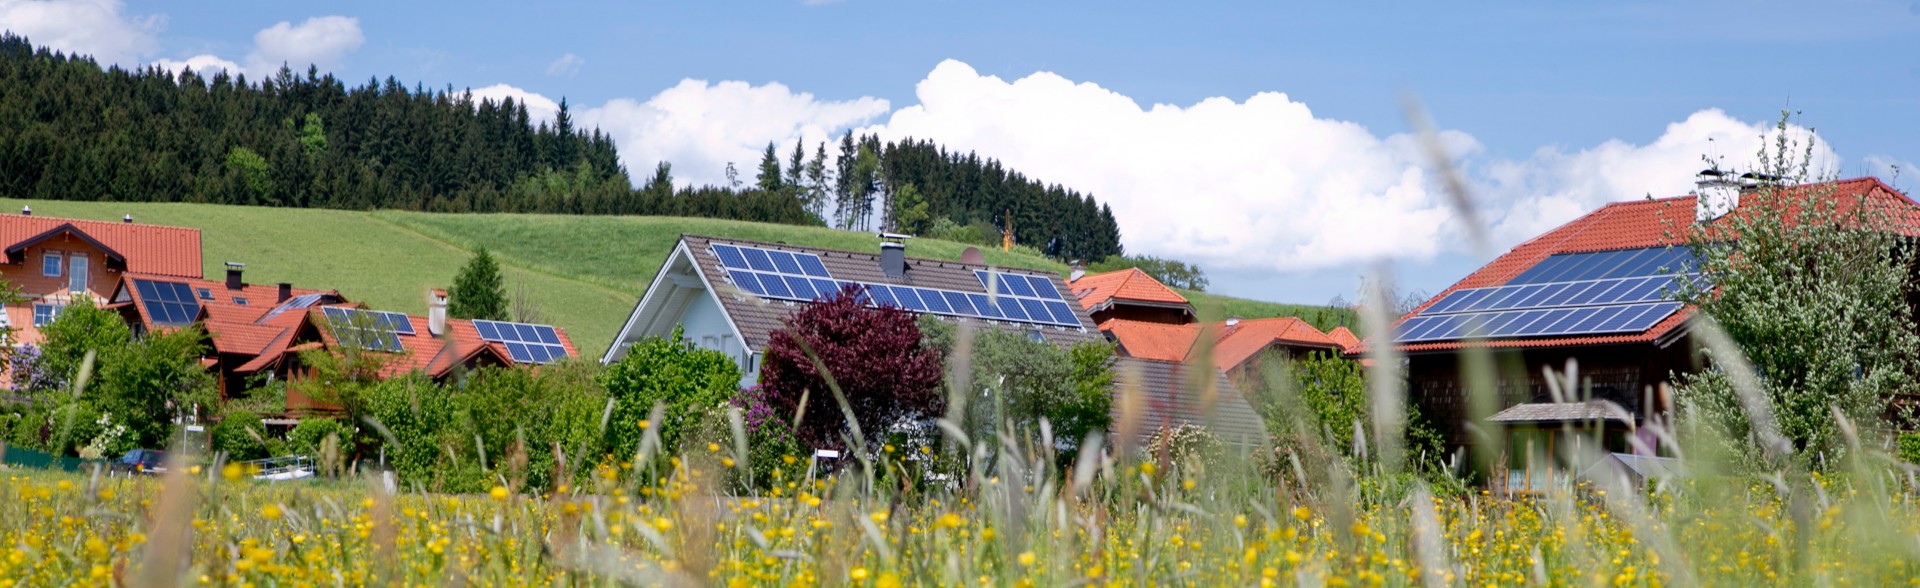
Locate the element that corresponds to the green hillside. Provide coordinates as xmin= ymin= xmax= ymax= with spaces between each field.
xmin=0 ymin=199 xmax=1351 ymax=354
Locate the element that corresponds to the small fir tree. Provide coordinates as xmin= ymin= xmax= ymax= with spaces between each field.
xmin=449 ymin=247 xmax=508 ymax=321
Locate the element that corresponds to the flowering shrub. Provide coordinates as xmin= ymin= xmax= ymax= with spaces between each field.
xmin=760 ymin=285 xmax=943 ymax=453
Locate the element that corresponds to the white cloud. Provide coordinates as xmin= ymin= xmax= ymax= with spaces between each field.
xmin=1473 ymin=110 xmax=1833 ymax=244
xmin=546 ymin=53 xmax=584 ymax=77
xmin=577 ymin=79 xmax=890 ymax=187
xmin=245 ymin=15 xmax=363 ymax=76
xmin=864 ymin=60 xmax=1456 ymax=272
xmin=0 ymin=0 xmax=160 ymax=65
xmin=469 ymin=83 xmax=560 ymax=122
xmin=153 ymin=53 xmax=240 ymax=78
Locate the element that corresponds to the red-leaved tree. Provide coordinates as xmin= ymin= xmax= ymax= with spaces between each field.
xmin=760 ymin=286 xmax=944 ymax=452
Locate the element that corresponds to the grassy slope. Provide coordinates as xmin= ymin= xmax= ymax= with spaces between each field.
xmin=0 ymin=199 xmax=1350 ymax=354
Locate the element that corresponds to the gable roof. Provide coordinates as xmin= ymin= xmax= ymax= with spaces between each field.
xmin=613 ymin=235 xmax=1104 ymax=360
xmin=300 ymin=306 xmax=578 ymax=380
xmin=0 ymin=214 xmax=201 ymax=277
xmin=1069 ymin=268 xmax=1192 ymax=311
xmin=1395 ymin=177 xmax=1920 ymax=353
xmin=1326 ymin=326 xmax=1362 ymax=354
xmin=1113 ymin=357 xmax=1268 ymax=447
xmin=1104 ymin=317 xmax=1340 ymax=372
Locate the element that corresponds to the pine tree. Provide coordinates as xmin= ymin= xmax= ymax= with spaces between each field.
xmin=785 ymin=138 xmax=805 ymax=195
xmin=756 ymin=142 xmax=783 ymax=193
xmin=448 ymin=247 xmax=509 ymax=321
xmin=806 ymin=142 xmax=830 ymax=222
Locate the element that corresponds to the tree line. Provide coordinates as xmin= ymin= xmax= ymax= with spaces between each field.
xmin=754 ymin=134 xmax=1126 ymax=262
xmin=0 ymin=35 xmax=1128 ymax=263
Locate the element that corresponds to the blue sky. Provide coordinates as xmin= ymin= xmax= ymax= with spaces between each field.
xmin=5 ymin=0 xmax=1918 ymax=306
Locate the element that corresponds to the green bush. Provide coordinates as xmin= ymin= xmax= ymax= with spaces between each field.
xmin=600 ymin=326 xmax=740 ymax=460
xmin=919 ymin=316 xmax=1114 ymax=457
xmin=287 ymin=418 xmax=353 ymax=456
xmin=1900 ymin=434 xmax=1920 ymax=465
xmin=36 ymin=298 xmax=129 ymax=389
xmin=212 ymin=409 xmax=270 ymax=461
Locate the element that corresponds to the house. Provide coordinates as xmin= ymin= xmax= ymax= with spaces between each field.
xmin=249 ymin=291 xmax=580 ymax=415
xmin=1101 ymin=317 xmax=1344 ymax=378
xmin=1390 ymin=176 xmax=1920 ymax=492
xmin=604 ymin=235 xmax=1109 ymax=385
xmin=1068 ymin=267 xmax=1196 ymax=324
xmin=1113 ymin=356 xmax=1269 ymax=447
xmin=0 ymin=210 xmax=200 ymax=345
xmin=106 ymin=264 xmax=340 ymax=397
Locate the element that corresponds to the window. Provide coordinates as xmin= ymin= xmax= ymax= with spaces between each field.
xmin=41 ymin=253 xmax=61 ymax=277
xmin=33 ymin=303 xmax=63 ymax=326
xmin=233 ymin=297 xmax=249 ymax=306
xmin=196 ymin=288 xmax=212 ymax=300
xmin=67 ymin=254 xmax=88 ymax=292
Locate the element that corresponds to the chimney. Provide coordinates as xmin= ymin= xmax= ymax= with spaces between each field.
xmin=123 ymin=214 xmax=132 ymax=223
xmin=1224 ymin=317 xmax=1241 ymax=329
xmin=427 ymin=289 xmax=448 ymax=336
xmin=19 ymin=205 xmax=28 ymax=216
xmin=1694 ymin=168 xmax=1759 ymax=223
xmin=1069 ymin=260 xmax=1086 ymax=282
xmin=879 ymin=232 xmax=911 ymax=278
xmin=276 ymin=282 xmax=293 ymax=303
xmin=224 ymin=262 xmax=245 ymax=290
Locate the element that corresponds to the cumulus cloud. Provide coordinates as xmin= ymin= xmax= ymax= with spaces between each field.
xmin=0 ymin=0 xmax=160 ymax=65
xmin=245 ymin=16 xmax=363 ymax=75
xmin=1473 ymin=110 xmax=1832 ymax=245
xmin=153 ymin=54 xmax=240 ymax=78
xmin=577 ymin=79 xmax=890 ymax=187
xmin=546 ymin=53 xmax=584 ymax=77
xmin=469 ymin=83 xmax=561 ymax=121
xmin=864 ymin=60 xmax=1456 ymax=272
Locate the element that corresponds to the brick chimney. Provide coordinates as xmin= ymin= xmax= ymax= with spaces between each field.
xmin=427 ymin=289 xmax=448 ymax=336
xmin=224 ymin=262 xmax=245 ymax=290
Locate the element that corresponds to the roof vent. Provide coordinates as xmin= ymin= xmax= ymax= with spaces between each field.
xmin=879 ymin=233 xmax=911 ymax=278
xmin=19 ymin=205 xmax=28 ymax=216
xmin=123 ymin=214 xmax=132 ymax=223
xmin=224 ymin=261 xmax=245 ymax=290
xmin=1694 ymin=167 xmax=1776 ymax=223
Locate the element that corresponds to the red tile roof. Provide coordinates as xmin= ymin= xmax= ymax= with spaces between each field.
xmin=1070 ymin=268 xmax=1191 ymax=310
xmin=1326 ymin=326 xmax=1362 ymax=354
xmin=0 ymin=214 xmax=201 ymax=277
xmin=302 ymin=305 xmax=579 ymax=380
xmin=1395 ymin=177 xmax=1919 ymax=353
xmin=1104 ymin=317 xmax=1341 ymax=372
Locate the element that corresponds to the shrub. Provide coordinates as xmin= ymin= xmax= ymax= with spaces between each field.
xmin=212 ymin=409 xmax=270 ymax=461
xmin=91 ymin=325 xmax=216 ymax=450
xmin=1900 ymin=433 xmax=1920 ymax=465
xmin=600 ymin=326 xmax=739 ymax=460
xmin=36 ymin=298 xmax=129 ymax=388
xmin=1146 ymin=424 xmax=1226 ymax=471
xmin=760 ymin=286 xmax=944 ymax=453
xmin=287 ymin=418 xmax=353 ymax=456
xmin=919 ymin=316 xmax=1113 ymax=456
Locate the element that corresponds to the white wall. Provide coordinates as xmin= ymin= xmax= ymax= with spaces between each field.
xmin=676 ymin=291 xmax=756 ymax=387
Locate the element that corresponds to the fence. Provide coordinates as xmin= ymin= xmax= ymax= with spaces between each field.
xmin=0 ymin=442 xmax=96 ymax=472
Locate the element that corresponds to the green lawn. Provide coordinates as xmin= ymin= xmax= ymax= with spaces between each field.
xmin=0 ymin=199 xmax=1350 ymax=354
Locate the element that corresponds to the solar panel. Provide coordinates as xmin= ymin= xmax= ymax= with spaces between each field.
xmin=1508 ymin=247 xmax=1696 ymax=285
xmin=133 ymin=279 xmax=201 ymax=326
xmin=321 ymin=307 xmax=404 ymax=352
xmin=1397 ymin=245 xmax=1704 ymax=344
xmin=708 ymin=245 xmax=1084 ymax=329
xmin=473 ymin=319 xmax=569 ymax=364
xmin=1397 ymin=302 xmax=1681 ymax=343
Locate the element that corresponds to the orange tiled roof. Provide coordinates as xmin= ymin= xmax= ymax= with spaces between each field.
xmin=1070 ymin=268 xmax=1190 ymax=310
xmin=1395 ymin=177 xmax=1919 ymax=353
xmin=1101 ymin=319 xmax=1201 ymax=362
xmin=0 ymin=214 xmax=201 ymax=277
xmin=1326 ymin=326 xmax=1362 ymax=354
xmin=1104 ymin=317 xmax=1341 ymax=371
xmin=1211 ymin=317 xmax=1341 ymax=369
xmin=303 ymin=306 xmax=580 ymax=380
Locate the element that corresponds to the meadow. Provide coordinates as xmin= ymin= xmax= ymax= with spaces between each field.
xmin=5 ymin=423 xmax=1919 ymax=587
xmin=0 ymin=199 xmax=1349 ymax=356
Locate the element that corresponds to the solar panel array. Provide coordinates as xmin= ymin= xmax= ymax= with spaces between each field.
xmin=473 ymin=320 xmax=569 ymax=364
xmin=134 ymin=279 xmax=201 ymax=326
xmin=261 ymin=293 xmax=327 ymax=322
xmin=708 ymin=243 xmax=1083 ymax=328
xmin=321 ymin=307 xmax=409 ymax=352
xmin=1396 ymin=246 xmax=1703 ymax=343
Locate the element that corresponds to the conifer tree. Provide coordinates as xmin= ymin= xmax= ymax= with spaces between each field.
xmin=756 ymin=142 xmax=783 ymax=193
xmin=449 ymin=247 xmax=509 ymax=321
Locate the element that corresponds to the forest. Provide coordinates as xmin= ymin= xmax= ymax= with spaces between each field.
xmin=0 ymin=35 xmax=1124 ymax=262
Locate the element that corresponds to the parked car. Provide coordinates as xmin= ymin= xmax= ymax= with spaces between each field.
xmin=111 ymin=449 xmax=168 ymax=476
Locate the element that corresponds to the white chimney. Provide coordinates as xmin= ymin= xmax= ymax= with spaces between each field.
xmin=1069 ymin=260 xmax=1086 ymax=282
xmin=1694 ymin=168 xmax=1742 ymax=223
xmin=427 ymin=289 xmax=448 ymax=336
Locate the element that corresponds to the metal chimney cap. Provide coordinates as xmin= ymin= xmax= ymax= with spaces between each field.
xmin=879 ymin=232 xmax=913 ymax=241
xmin=224 ymin=261 xmax=247 ymax=269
